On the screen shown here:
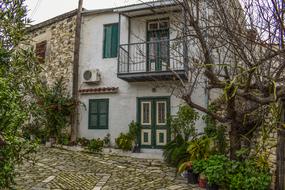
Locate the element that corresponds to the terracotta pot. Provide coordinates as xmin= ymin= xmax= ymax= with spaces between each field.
xmin=198 ymin=178 xmax=207 ymax=188
xmin=206 ymin=182 xmax=219 ymax=190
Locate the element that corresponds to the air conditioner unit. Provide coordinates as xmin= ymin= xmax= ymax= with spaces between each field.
xmin=83 ymin=69 xmax=101 ymax=84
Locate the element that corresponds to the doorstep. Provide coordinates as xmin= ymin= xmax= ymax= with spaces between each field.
xmin=102 ymin=148 xmax=163 ymax=160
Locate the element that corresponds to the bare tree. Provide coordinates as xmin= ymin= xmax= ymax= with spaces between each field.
xmin=125 ymin=0 xmax=284 ymax=159
xmin=170 ymin=0 xmax=285 ymax=159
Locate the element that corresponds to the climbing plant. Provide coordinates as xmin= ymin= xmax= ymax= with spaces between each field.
xmin=36 ymin=78 xmax=76 ymax=142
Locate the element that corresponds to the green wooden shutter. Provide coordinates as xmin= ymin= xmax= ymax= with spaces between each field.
xmin=103 ymin=26 xmax=112 ymax=58
xmin=103 ymin=23 xmax=119 ymax=58
xmin=89 ymin=99 xmax=109 ymax=129
xmin=111 ymin=24 xmax=118 ymax=57
xmin=98 ymin=100 xmax=108 ymax=129
xmin=89 ymin=100 xmax=98 ymax=129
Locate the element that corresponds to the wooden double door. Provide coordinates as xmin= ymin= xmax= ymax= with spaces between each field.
xmin=137 ymin=97 xmax=170 ymax=148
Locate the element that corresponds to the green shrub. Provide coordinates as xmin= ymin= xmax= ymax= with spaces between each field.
xmin=163 ymin=134 xmax=189 ymax=167
xmin=227 ymin=160 xmax=271 ymax=190
xmin=115 ymin=133 xmax=133 ymax=151
xmin=203 ymin=155 xmax=230 ymax=186
xmin=103 ymin=133 xmax=111 ymax=147
xmin=0 ymin=1 xmax=42 ymax=187
xmin=192 ymin=159 xmax=207 ymax=174
xmin=115 ymin=121 xmax=140 ymax=151
xmin=187 ymin=136 xmax=214 ymax=161
xmin=87 ymin=139 xmax=104 ymax=153
xmin=128 ymin=121 xmax=140 ymax=142
xmin=58 ymin=133 xmax=70 ymax=145
xmin=191 ymin=154 xmax=272 ymax=189
xmin=76 ymin=137 xmax=90 ymax=146
xmin=203 ymin=104 xmax=227 ymax=154
xmin=22 ymin=124 xmax=46 ymax=143
xmin=37 ymin=77 xmax=76 ymax=141
xmin=169 ymin=105 xmax=199 ymax=141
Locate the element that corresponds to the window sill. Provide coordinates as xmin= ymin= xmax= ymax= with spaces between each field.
xmin=103 ymin=56 xmax=118 ymax=59
xmin=88 ymin=128 xmax=109 ymax=130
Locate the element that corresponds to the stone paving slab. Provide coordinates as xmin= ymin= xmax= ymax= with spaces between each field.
xmin=14 ymin=147 xmax=200 ymax=190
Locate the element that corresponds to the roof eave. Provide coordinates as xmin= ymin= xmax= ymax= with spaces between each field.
xmin=113 ymin=0 xmax=178 ymax=13
xmin=27 ymin=9 xmax=78 ymax=32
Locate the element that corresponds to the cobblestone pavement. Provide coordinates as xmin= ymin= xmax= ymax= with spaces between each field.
xmin=14 ymin=147 xmax=198 ymax=190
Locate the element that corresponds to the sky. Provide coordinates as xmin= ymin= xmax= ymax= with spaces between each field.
xmin=24 ymin=0 xmax=146 ymax=24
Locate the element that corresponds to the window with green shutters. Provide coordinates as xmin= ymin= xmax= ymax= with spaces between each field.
xmin=89 ymin=99 xmax=109 ymax=129
xmin=103 ymin=23 xmax=119 ymax=58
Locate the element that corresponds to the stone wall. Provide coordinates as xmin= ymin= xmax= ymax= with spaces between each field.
xmin=211 ymin=97 xmax=279 ymax=189
xmin=249 ymin=107 xmax=279 ymax=189
xmin=27 ymin=11 xmax=77 ymax=95
xmin=252 ymin=126 xmax=277 ymax=189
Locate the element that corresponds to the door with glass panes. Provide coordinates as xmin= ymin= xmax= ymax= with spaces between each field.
xmin=147 ymin=20 xmax=170 ymax=72
xmin=138 ymin=97 xmax=170 ymax=148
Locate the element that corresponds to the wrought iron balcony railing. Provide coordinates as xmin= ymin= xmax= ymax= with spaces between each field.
xmin=117 ymin=38 xmax=187 ymax=82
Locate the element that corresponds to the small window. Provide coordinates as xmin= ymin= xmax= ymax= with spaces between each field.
xmin=103 ymin=23 xmax=119 ymax=58
xmin=148 ymin=22 xmax=159 ymax=31
xmin=141 ymin=102 xmax=151 ymax=125
xmin=159 ymin=133 xmax=164 ymax=143
xmin=89 ymin=99 xmax=109 ymax=129
xmin=159 ymin=21 xmax=169 ymax=30
xmin=35 ymin=40 xmax=47 ymax=64
xmin=148 ymin=20 xmax=169 ymax=31
xmin=156 ymin=101 xmax=166 ymax=125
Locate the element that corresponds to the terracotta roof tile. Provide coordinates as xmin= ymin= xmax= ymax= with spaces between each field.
xmin=79 ymin=87 xmax=118 ymax=95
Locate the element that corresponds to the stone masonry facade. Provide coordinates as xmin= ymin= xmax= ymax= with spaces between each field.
xmin=27 ymin=10 xmax=77 ymax=95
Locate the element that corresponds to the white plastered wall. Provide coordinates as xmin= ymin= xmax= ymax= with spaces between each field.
xmin=78 ymin=12 xmax=207 ymax=145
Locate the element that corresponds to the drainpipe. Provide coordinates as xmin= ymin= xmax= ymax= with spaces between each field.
xmin=71 ymin=0 xmax=83 ymax=143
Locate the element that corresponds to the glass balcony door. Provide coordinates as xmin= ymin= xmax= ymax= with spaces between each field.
xmin=147 ymin=25 xmax=170 ymax=72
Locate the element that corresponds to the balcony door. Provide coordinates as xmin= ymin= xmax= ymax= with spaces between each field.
xmin=147 ymin=20 xmax=170 ymax=72
xmin=137 ymin=97 xmax=170 ymax=149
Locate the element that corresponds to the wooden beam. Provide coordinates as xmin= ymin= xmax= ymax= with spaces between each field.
xmin=71 ymin=0 xmax=83 ymax=143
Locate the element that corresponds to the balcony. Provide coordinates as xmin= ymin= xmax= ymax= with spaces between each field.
xmin=117 ymin=38 xmax=188 ymax=82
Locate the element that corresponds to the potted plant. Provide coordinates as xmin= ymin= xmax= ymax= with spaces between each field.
xmin=187 ymin=168 xmax=199 ymax=184
xmin=179 ymin=161 xmax=199 ymax=184
xmin=203 ymin=155 xmax=230 ymax=190
xmin=199 ymin=173 xmax=207 ymax=188
xmin=192 ymin=159 xmax=207 ymax=187
xmin=177 ymin=134 xmax=216 ymax=186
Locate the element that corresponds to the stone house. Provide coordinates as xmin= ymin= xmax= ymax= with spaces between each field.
xmin=77 ymin=1 xmax=206 ymax=151
xmin=25 ymin=2 xmax=205 ymax=151
xmin=27 ymin=10 xmax=77 ymax=94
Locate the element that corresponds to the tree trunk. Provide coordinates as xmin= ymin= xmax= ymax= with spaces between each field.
xmin=227 ymin=95 xmax=241 ymax=160
xmin=229 ymin=121 xmax=241 ymax=160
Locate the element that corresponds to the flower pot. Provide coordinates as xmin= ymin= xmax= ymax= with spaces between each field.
xmin=206 ymin=182 xmax=219 ymax=190
xmin=198 ymin=178 xmax=207 ymax=188
xmin=187 ymin=169 xmax=199 ymax=184
xmin=132 ymin=144 xmax=140 ymax=153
